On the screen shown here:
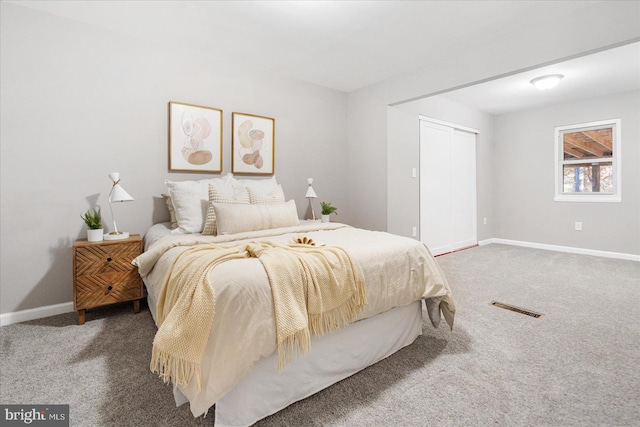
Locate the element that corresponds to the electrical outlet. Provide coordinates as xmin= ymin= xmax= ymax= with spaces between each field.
xmin=575 ymin=222 xmax=582 ymax=231
xmin=411 ymin=168 xmax=417 ymax=178
xmin=483 ymin=217 xmax=487 ymax=225
xmin=412 ymin=226 xmax=417 ymax=237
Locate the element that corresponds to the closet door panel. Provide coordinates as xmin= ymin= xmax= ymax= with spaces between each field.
xmin=452 ymin=129 xmax=477 ymax=250
xmin=419 ymin=121 xmax=453 ymax=255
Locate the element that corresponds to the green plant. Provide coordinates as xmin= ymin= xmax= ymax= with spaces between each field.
xmin=320 ymin=201 xmax=338 ymax=216
xmin=81 ymin=208 xmax=102 ymax=229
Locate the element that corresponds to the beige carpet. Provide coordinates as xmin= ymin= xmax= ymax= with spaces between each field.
xmin=1 ymin=244 xmax=638 ymax=426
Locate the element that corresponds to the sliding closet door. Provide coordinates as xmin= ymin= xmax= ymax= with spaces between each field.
xmin=420 ymin=119 xmax=477 ymax=256
xmin=451 ymin=129 xmax=477 ymax=250
xmin=420 ymin=121 xmax=454 ymax=255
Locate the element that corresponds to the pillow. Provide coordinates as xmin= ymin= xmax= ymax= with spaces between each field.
xmin=166 ymin=174 xmax=234 ymax=233
xmin=236 ymin=176 xmax=278 ymax=194
xmin=202 ymin=184 xmax=250 ymax=235
xmin=248 ymin=185 xmax=286 ymax=204
xmin=161 ymin=193 xmax=178 ymax=229
xmin=214 ymin=200 xmax=299 ymax=235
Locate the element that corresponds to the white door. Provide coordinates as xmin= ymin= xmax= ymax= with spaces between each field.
xmin=420 ymin=121 xmax=454 ymax=255
xmin=451 ymin=129 xmax=477 ymax=250
xmin=420 ymin=119 xmax=477 ymax=255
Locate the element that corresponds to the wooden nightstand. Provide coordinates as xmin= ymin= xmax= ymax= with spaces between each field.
xmin=73 ymin=234 xmax=144 ymax=325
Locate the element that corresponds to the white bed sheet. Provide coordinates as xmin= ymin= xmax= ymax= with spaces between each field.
xmin=143 ymin=222 xmax=175 ymax=251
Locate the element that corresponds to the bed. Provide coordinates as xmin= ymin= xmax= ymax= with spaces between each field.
xmin=133 ymin=175 xmax=455 ymax=427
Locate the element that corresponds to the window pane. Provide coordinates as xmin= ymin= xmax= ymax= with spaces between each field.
xmin=563 ymin=162 xmax=613 ymax=193
xmin=563 ymin=128 xmax=613 ymax=160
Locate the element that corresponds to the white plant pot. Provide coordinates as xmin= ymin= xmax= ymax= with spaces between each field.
xmin=87 ymin=228 xmax=104 ymax=242
xmin=321 ymin=215 xmax=330 ymax=223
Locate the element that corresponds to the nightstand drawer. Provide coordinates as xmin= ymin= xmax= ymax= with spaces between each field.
xmin=75 ymin=241 xmax=140 ymax=276
xmin=75 ymin=270 xmax=143 ymax=309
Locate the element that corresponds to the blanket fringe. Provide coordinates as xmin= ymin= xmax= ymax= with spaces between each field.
xmin=308 ymin=286 xmax=366 ymax=337
xmin=277 ymin=327 xmax=311 ymax=372
xmin=150 ymin=344 xmax=201 ymax=390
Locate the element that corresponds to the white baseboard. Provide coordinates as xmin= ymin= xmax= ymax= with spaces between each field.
xmin=479 ymin=238 xmax=640 ymax=261
xmin=478 ymin=238 xmax=495 ymax=246
xmin=0 ymin=302 xmax=74 ymax=327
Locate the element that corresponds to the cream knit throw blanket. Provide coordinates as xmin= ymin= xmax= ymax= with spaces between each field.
xmin=150 ymin=240 xmax=366 ymax=390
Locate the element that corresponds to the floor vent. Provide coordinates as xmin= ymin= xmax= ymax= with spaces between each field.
xmin=490 ymin=301 xmax=543 ymax=318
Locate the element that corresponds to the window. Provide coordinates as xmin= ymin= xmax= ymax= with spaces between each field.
xmin=554 ymin=119 xmax=621 ymax=202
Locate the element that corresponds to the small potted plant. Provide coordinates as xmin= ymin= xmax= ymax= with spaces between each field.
xmin=81 ymin=208 xmax=103 ymax=242
xmin=320 ymin=201 xmax=338 ymax=223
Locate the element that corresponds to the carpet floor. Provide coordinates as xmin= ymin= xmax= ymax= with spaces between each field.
xmin=1 ymin=244 xmax=638 ymax=426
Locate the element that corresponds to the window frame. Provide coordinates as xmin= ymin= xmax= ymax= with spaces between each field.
xmin=554 ymin=118 xmax=621 ymax=203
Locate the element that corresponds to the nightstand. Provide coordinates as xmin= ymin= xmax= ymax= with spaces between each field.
xmin=73 ymin=234 xmax=144 ymax=325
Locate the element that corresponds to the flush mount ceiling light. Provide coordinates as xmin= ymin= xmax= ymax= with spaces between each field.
xmin=530 ymin=74 xmax=564 ymax=90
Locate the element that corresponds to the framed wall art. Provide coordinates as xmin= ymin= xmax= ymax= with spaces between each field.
xmin=168 ymin=101 xmax=222 ymax=173
xmin=232 ymin=112 xmax=275 ymax=175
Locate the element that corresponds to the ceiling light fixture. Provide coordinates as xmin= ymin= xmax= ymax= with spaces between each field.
xmin=530 ymin=74 xmax=564 ymax=90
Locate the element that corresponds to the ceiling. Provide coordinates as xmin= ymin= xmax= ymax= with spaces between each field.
xmin=439 ymin=42 xmax=640 ymax=115
xmin=10 ymin=1 xmax=640 ymax=113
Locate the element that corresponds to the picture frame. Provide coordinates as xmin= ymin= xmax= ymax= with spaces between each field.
xmin=168 ymin=101 xmax=222 ymax=173
xmin=232 ymin=112 xmax=275 ymax=175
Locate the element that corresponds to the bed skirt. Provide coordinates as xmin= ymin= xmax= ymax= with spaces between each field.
xmin=147 ymin=289 xmax=422 ymax=427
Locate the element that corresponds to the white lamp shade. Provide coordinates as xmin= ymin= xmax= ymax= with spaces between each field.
xmin=110 ymin=184 xmax=134 ymax=203
xmin=108 ymin=172 xmax=134 ymax=202
xmin=305 ymin=178 xmax=317 ymax=198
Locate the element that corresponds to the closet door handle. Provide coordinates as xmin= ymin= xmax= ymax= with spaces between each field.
xmin=106 ymin=257 xmax=113 ymax=262
xmin=107 ymin=286 xmax=113 ymax=291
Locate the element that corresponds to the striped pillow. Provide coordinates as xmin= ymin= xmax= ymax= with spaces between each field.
xmin=248 ymin=185 xmax=286 ymax=204
xmin=202 ymin=184 xmax=250 ymax=235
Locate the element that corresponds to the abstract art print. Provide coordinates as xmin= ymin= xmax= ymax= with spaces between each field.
xmin=168 ymin=101 xmax=222 ymax=173
xmin=232 ymin=112 xmax=274 ymax=175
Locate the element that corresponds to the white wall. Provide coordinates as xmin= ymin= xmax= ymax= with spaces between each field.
xmin=493 ymin=90 xmax=640 ymax=255
xmin=388 ymin=96 xmax=494 ymax=243
xmin=0 ymin=3 xmax=348 ymax=315
xmin=346 ymin=1 xmax=640 ymax=233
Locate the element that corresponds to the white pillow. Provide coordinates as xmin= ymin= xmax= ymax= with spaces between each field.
xmin=213 ymin=200 xmax=299 ymax=235
xmin=248 ymin=185 xmax=286 ymax=204
xmin=202 ymin=183 xmax=250 ymax=235
xmin=235 ymin=176 xmax=278 ymax=194
xmin=166 ymin=174 xmax=234 ymax=233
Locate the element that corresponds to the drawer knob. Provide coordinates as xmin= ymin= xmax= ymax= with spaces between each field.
xmin=107 ymin=286 xmax=113 ymax=291
xmin=106 ymin=257 xmax=113 ymax=262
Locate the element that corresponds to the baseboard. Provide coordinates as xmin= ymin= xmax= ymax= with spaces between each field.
xmin=0 ymin=302 xmax=74 ymax=327
xmin=478 ymin=238 xmax=495 ymax=246
xmin=481 ymin=238 xmax=639 ymax=261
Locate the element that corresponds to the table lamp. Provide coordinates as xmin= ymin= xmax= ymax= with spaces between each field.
xmin=305 ymin=178 xmax=318 ymax=220
xmin=104 ymin=172 xmax=134 ymax=240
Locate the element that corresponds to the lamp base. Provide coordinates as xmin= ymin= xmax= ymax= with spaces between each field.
xmin=104 ymin=231 xmax=130 ymax=241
